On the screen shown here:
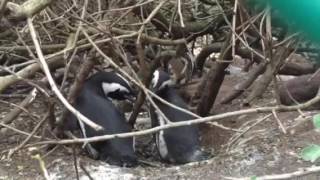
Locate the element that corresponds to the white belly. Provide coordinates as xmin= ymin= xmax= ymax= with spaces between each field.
xmin=155 ymin=110 xmax=168 ymax=158
xmin=78 ymin=119 xmax=99 ymax=159
xmin=156 ymin=131 xmax=168 ymax=158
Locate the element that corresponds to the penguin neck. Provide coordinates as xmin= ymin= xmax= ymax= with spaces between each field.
xmin=82 ymin=81 xmax=109 ymax=100
xmin=155 ymin=87 xmax=179 ymax=102
xmin=155 ymin=86 xmax=190 ymax=110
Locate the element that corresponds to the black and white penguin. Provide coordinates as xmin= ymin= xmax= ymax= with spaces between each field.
xmin=67 ymin=71 xmax=137 ymax=167
xmin=149 ymin=69 xmax=208 ymax=164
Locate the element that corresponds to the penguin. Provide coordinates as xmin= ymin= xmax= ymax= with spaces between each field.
xmin=66 ymin=71 xmax=137 ymax=167
xmin=149 ymin=69 xmax=208 ymax=164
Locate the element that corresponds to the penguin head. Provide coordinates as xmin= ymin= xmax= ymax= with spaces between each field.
xmin=87 ymin=71 xmax=136 ymax=101
xmin=151 ymin=69 xmax=174 ymax=93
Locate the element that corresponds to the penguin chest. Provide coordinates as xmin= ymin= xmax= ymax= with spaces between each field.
xmin=78 ymin=117 xmax=99 ymax=159
xmin=156 ymin=130 xmax=168 ymax=159
xmin=154 ymin=110 xmax=169 ymax=159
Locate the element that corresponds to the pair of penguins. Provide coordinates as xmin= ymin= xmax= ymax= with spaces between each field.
xmin=66 ymin=70 xmax=208 ymax=167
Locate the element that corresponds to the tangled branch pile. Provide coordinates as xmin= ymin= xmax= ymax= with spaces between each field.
xmin=2 ymin=0 xmax=320 ymax=178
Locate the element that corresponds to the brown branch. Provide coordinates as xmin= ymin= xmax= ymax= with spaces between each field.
xmin=8 ymin=111 xmax=49 ymax=158
xmin=56 ymin=51 xmax=97 ymax=135
xmin=28 ymin=17 xmax=103 ymax=131
xmin=224 ymin=165 xmax=320 ymax=180
xmin=0 ymin=0 xmax=9 ymax=20
xmin=196 ymin=32 xmax=233 ymax=116
xmin=220 ymin=62 xmax=267 ymax=104
xmin=28 ymin=92 xmax=320 ymax=146
xmin=1 ymin=88 xmax=38 ymax=127
xmin=245 ymin=46 xmax=291 ymax=104
xmin=195 ymin=42 xmax=223 ymax=76
xmin=6 ymin=0 xmax=53 ymax=22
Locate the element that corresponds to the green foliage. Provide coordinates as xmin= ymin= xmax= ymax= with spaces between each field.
xmin=268 ymin=0 xmax=320 ymax=43
xmin=313 ymin=114 xmax=320 ymax=129
xmin=299 ymin=114 xmax=320 ymax=163
xmin=250 ymin=176 xmax=257 ymax=180
xmin=300 ymin=144 xmax=320 ymax=163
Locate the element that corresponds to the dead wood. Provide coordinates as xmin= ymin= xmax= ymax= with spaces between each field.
xmin=245 ymin=46 xmax=291 ymax=104
xmin=221 ymin=62 xmax=267 ymax=104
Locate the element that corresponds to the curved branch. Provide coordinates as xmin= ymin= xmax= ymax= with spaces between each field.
xmin=6 ymin=0 xmax=53 ymax=21
xmin=27 ymin=18 xmax=103 ymax=131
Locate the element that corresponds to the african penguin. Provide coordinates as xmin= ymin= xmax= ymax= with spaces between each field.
xmin=66 ymin=71 xmax=137 ymax=167
xmin=149 ymin=69 xmax=208 ymax=164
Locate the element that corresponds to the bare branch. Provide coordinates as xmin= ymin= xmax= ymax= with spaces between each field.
xmin=27 ymin=18 xmax=103 ymax=131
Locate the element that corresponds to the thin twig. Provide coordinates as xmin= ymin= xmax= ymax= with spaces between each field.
xmin=272 ymin=109 xmax=287 ymax=134
xmin=227 ymin=114 xmax=272 ymax=151
xmin=0 ymin=0 xmax=9 ymax=20
xmin=27 ymin=17 xmax=103 ymax=131
xmin=0 ymin=121 xmax=44 ymax=139
xmin=8 ymin=112 xmax=49 ymax=158
xmin=224 ymin=165 xmax=320 ymax=180
xmin=32 ymin=154 xmax=51 ymax=180
xmin=72 ymin=145 xmax=80 ymax=180
xmin=28 ymin=94 xmax=320 ymax=146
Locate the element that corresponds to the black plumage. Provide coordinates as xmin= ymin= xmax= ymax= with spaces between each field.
xmin=67 ymin=71 xmax=137 ymax=167
xmin=150 ymin=70 xmax=208 ymax=164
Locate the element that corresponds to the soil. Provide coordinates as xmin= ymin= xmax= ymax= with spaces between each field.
xmin=1 ymin=71 xmax=320 ymax=180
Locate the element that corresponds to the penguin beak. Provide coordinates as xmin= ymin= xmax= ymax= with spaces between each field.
xmin=124 ymin=90 xmax=137 ymax=103
xmin=125 ymin=95 xmax=136 ymax=103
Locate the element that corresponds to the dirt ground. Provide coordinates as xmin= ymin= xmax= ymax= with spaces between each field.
xmin=1 ymin=72 xmax=320 ymax=180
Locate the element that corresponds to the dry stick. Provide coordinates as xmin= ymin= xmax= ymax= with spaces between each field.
xmin=56 ymin=0 xmax=96 ymax=136
xmin=57 ymin=52 xmax=96 ymax=134
xmin=122 ymin=39 xmax=239 ymax=131
xmin=27 ymin=18 xmax=102 ymax=131
xmin=8 ymin=112 xmax=49 ymax=158
xmin=59 ymin=47 xmax=79 ymax=91
xmin=72 ymin=145 xmax=80 ymax=180
xmin=224 ymin=165 xmax=320 ymax=180
xmin=135 ymin=0 xmax=171 ymax=124
xmin=0 ymin=0 xmax=8 ymax=20
xmin=83 ymin=28 xmax=244 ymax=133
xmin=245 ymin=46 xmax=290 ymax=104
xmin=272 ymin=109 xmax=287 ymax=134
xmin=0 ymin=94 xmax=28 ymax=98
xmin=227 ymin=114 xmax=272 ymax=151
xmin=84 ymin=27 xmax=237 ymax=132
xmin=0 ymin=34 xmax=138 ymax=93
xmin=215 ymin=0 xmax=266 ymax=61
xmin=1 ymin=88 xmax=38 ymax=128
xmin=0 ymin=66 xmax=51 ymax=97
xmin=29 ymin=93 xmax=320 ymax=146
xmin=0 ymin=121 xmax=43 ymax=139
xmin=113 ymin=40 xmax=167 ymax=125
xmin=79 ymin=162 xmax=94 ymax=180
xmin=85 ymin=30 xmax=171 ymax=126
xmin=69 ymin=0 xmax=88 ymax=56
xmin=15 ymin=28 xmax=37 ymax=60
xmin=168 ymin=1 xmax=178 ymax=33
xmin=32 ymin=154 xmax=51 ymax=180
xmin=0 ymin=99 xmax=40 ymax=121
xmin=0 ymin=27 xmax=185 ymax=53
xmin=136 ymin=0 xmax=168 ymax=43
xmin=259 ymin=7 xmax=268 ymax=58
xmin=0 ymin=30 xmax=184 ymax=92
xmin=177 ymin=0 xmax=185 ymax=27
xmin=104 ymin=0 xmax=155 ymax=12
xmin=220 ymin=62 xmax=267 ymax=104
xmin=231 ymin=0 xmax=238 ymax=59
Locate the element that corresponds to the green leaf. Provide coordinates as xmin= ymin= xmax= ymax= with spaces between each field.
xmin=250 ymin=176 xmax=257 ymax=180
xmin=267 ymin=0 xmax=320 ymax=44
xmin=300 ymin=144 xmax=320 ymax=163
xmin=313 ymin=114 xmax=320 ymax=129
